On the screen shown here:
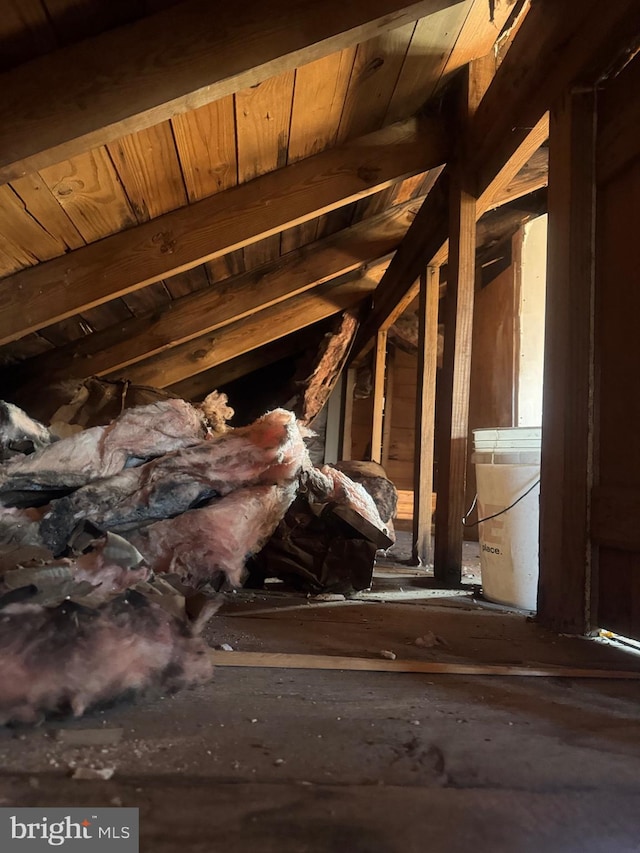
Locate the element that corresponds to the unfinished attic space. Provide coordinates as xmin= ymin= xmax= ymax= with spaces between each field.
xmin=1 ymin=0 xmax=640 ymax=849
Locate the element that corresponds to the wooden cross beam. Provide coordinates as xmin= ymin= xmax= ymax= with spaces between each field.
xmin=0 ymin=116 xmax=446 ymax=346
xmin=0 ymin=0 xmax=455 ymax=183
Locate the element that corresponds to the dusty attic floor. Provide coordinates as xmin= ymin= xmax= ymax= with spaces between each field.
xmin=1 ymin=547 xmax=640 ymax=852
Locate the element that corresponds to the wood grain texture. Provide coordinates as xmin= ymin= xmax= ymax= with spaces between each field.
xmin=236 ymin=70 xmax=295 ymax=269
xmin=412 ymin=267 xmax=439 ymax=566
xmin=384 ymin=0 xmax=473 ymax=124
xmin=9 ymin=173 xmax=84 ymax=252
xmin=353 ymin=169 xmax=449 ymax=349
xmin=596 ymin=53 xmax=640 ymax=186
xmin=433 ymin=175 xmax=476 ymax=584
xmin=115 ymin=270 xmax=384 ymax=387
xmin=80 ymin=299 xmax=132 ymax=331
xmin=593 ymin=89 xmax=640 ymax=639
xmin=435 ymin=0 xmax=512 ymax=95
xmin=236 ymin=72 xmax=295 ymax=183
xmin=162 ymin=266 xmax=210 ymax=299
xmin=0 ymin=117 xmax=446 ymax=345
xmin=289 ymin=49 xmax=356 ymax=162
xmin=171 ymin=96 xmax=238 ymax=202
xmin=170 ymin=335 xmax=309 ymax=401
xmin=336 ymin=23 xmax=415 ymax=142
xmin=283 ymin=47 xmax=356 ymax=252
xmin=469 ymin=0 xmax=639 ymax=197
xmin=8 ymin=197 xmax=423 ymax=385
xmin=0 ymin=333 xmax=53 ymax=366
xmin=209 ymin=650 xmax=640 ymax=678
xmin=352 ymin=117 xmax=548 ymax=356
xmin=106 ymin=122 xmax=187 ymax=222
xmin=122 ymin=282 xmax=172 ymax=316
xmin=0 ymin=185 xmax=72 ymax=264
xmin=38 ymin=147 xmax=137 ymax=242
xmin=537 ymin=90 xmax=596 ymax=634
xmin=0 ymin=0 xmax=451 ymax=182
xmin=0 ymin=240 xmax=33 ymax=277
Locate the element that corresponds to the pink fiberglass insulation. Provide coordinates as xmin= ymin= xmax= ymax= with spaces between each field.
xmin=0 ymin=399 xmax=212 ymax=503
xmin=40 ymin=408 xmax=310 ymax=556
xmin=127 ymin=481 xmax=298 ymax=588
xmin=0 ymin=592 xmax=213 ymax=725
xmin=309 ymin=465 xmax=391 ymax=539
xmin=72 ymin=536 xmax=151 ymax=598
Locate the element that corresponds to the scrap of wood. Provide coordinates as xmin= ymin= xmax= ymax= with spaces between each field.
xmin=209 ymin=650 xmax=640 ymax=679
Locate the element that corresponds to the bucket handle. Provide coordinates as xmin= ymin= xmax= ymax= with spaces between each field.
xmin=462 ymin=478 xmax=541 ymax=528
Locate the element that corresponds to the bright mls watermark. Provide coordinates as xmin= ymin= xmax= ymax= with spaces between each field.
xmin=0 ymin=809 xmax=138 ymax=851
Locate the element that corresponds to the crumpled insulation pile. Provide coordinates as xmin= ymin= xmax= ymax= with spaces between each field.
xmin=0 ymin=394 xmax=392 ymax=724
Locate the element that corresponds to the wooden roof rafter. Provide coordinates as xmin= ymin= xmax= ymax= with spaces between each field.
xmin=5 ymin=194 xmax=430 ymax=390
xmin=0 ymin=115 xmax=448 ymax=346
xmin=0 ymin=0 xmax=462 ymax=183
xmin=351 ymin=0 xmax=640 ymax=358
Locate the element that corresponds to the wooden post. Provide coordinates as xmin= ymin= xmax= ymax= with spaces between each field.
xmin=412 ymin=266 xmax=440 ymax=566
xmin=538 ymin=89 xmax=597 ymax=633
xmin=433 ymin=59 xmax=488 ymax=584
xmin=371 ymin=330 xmax=387 ymax=463
xmin=434 ymin=177 xmax=477 ymax=584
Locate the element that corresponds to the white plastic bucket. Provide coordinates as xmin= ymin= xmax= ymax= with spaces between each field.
xmin=472 ymin=427 xmax=541 ymax=611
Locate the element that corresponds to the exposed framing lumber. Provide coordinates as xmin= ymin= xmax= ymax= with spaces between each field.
xmin=538 ymin=90 xmax=597 ymax=634
xmin=433 ymin=174 xmax=476 ymax=585
xmin=352 ymin=0 xmax=637 ymax=359
xmin=0 ymin=0 xmax=454 ymax=183
xmin=6 ymin=195 xmax=427 ymax=389
xmin=209 ymin=650 xmax=640 ymax=679
xmin=411 ymin=267 xmax=439 ymax=567
xmin=371 ymin=330 xmax=388 ymax=464
xmin=115 ymin=267 xmax=387 ymax=388
xmin=170 ymin=335 xmax=311 ymax=402
xmin=351 ymin=119 xmax=548 ymax=358
xmin=468 ymin=0 xmax=640 ymax=199
xmin=0 ymin=117 xmax=445 ymax=346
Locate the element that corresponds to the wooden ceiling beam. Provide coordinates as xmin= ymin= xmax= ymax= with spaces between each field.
xmin=169 ymin=332 xmax=317 ymax=403
xmin=0 ymin=116 xmax=446 ymax=346
xmin=0 ymin=0 xmax=455 ymax=183
xmin=8 ymin=195 xmax=426 ymax=388
xmin=112 ymin=266 xmax=388 ymax=389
